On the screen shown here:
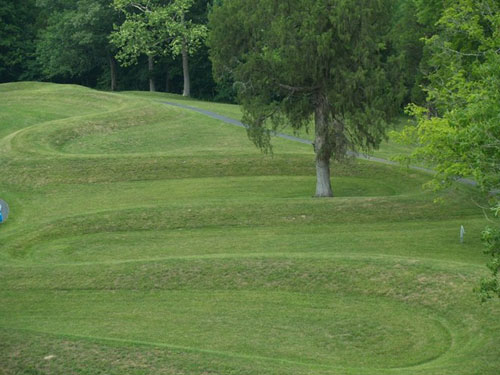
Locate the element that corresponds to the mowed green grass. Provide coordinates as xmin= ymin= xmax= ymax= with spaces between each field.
xmin=123 ymin=90 xmax=415 ymax=160
xmin=0 ymin=82 xmax=499 ymax=375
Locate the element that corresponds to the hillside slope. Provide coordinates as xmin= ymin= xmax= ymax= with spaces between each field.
xmin=0 ymin=82 xmax=498 ymax=375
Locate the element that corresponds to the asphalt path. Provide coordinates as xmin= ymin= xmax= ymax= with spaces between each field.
xmin=162 ymin=101 xmax=478 ymax=188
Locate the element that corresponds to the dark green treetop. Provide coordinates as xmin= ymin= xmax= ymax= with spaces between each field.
xmin=208 ymin=0 xmax=402 ymax=196
xmin=0 ymin=0 xmax=39 ymax=82
xmin=36 ymin=0 xmax=120 ymax=87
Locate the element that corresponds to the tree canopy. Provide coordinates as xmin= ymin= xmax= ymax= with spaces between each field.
xmin=208 ymin=0 xmax=402 ymax=196
xmin=398 ymin=0 xmax=500 ymax=299
xmin=112 ymin=0 xmax=208 ymax=96
xmin=36 ymin=0 xmax=119 ymax=89
xmin=0 ymin=0 xmax=38 ymax=83
xmin=0 ymin=0 xmax=437 ymax=102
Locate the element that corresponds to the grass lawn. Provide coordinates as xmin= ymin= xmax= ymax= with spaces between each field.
xmin=0 ymin=82 xmax=499 ymax=374
xmin=122 ymin=90 xmax=416 ymax=160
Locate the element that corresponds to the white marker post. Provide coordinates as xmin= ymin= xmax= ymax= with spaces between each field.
xmin=460 ymin=225 xmax=465 ymax=244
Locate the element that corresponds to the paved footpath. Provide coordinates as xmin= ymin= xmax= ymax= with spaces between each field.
xmin=162 ymin=101 xmax=477 ymax=188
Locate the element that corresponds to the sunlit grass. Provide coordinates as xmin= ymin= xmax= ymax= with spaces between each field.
xmin=121 ymin=90 xmax=416 ymax=160
xmin=0 ymin=82 xmax=498 ymax=375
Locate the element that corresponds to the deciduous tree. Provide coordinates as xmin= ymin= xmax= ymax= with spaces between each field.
xmin=399 ymin=0 xmax=500 ymax=299
xmin=0 ymin=0 xmax=39 ymax=82
xmin=36 ymin=0 xmax=120 ymax=90
xmin=112 ymin=0 xmax=207 ymax=96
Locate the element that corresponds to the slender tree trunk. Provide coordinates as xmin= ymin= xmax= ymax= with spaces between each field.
xmin=181 ymin=39 xmax=190 ymax=97
xmin=109 ymin=55 xmax=117 ymax=92
xmin=314 ymin=94 xmax=333 ymax=197
xmin=148 ymin=55 xmax=156 ymax=92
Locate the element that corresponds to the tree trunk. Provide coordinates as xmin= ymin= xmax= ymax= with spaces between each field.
xmin=315 ymin=158 xmax=332 ymax=197
xmin=109 ymin=55 xmax=117 ymax=92
xmin=314 ymin=94 xmax=333 ymax=197
xmin=181 ymin=40 xmax=190 ymax=97
xmin=148 ymin=55 xmax=156 ymax=92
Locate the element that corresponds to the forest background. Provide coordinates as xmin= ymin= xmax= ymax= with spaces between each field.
xmin=0 ymin=0 xmax=431 ymax=105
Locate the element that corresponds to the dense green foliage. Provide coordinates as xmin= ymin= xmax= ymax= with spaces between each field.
xmin=111 ymin=0 xmax=207 ymax=96
xmin=0 ymin=0 xmax=216 ymax=97
xmin=395 ymin=0 xmax=500 ymax=298
xmin=0 ymin=0 xmax=39 ymax=82
xmin=36 ymin=0 xmax=119 ymax=88
xmin=209 ymin=0 xmax=399 ymax=151
xmin=0 ymin=0 xmax=439 ymax=102
xmin=1 ymin=0 xmax=486 ymax=106
xmin=208 ymin=0 xmax=403 ymax=196
xmin=0 ymin=82 xmax=499 ymax=374
xmin=390 ymin=0 xmax=427 ymax=104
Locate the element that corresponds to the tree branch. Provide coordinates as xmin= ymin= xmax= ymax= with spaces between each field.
xmin=278 ymin=83 xmax=319 ymax=93
xmin=130 ymin=2 xmax=150 ymax=13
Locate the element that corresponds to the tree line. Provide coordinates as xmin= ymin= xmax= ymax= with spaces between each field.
xmin=0 ymin=0 xmax=442 ymax=104
xmin=1 ymin=0 xmax=226 ymax=100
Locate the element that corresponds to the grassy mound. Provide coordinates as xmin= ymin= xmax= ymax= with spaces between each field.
xmin=0 ymin=82 xmax=498 ymax=375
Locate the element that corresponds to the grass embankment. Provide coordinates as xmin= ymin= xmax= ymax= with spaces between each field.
xmin=124 ymin=90 xmax=415 ymax=160
xmin=0 ymin=82 xmax=498 ymax=375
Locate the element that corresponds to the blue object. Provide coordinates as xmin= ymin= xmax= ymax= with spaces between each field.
xmin=0 ymin=200 xmax=9 ymax=223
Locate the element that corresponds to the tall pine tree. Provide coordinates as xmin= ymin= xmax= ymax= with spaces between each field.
xmin=209 ymin=0 xmax=402 ymax=197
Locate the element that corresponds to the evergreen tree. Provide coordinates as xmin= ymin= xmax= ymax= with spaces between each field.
xmin=208 ymin=0 xmax=402 ymax=197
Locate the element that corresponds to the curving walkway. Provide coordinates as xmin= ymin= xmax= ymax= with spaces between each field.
xmin=161 ymin=101 xmax=478 ymax=187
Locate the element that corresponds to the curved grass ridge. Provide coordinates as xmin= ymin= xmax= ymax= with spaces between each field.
xmin=0 ymin=292 xmax=454 ymax=369
xmin=0 ymin=82 xmax=499 ymax=374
